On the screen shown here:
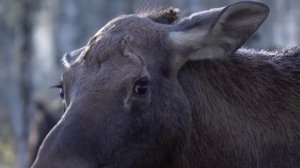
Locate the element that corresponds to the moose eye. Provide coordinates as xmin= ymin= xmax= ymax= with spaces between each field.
xmin=133 ymin=78 xmax=149 ymax=95
xmin=59 ymin=87 xmax=64 ymax=99
xmin=52 ymin=84 xmax=64 ymax=99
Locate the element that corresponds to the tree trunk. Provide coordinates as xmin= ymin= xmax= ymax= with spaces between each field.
xmin=10 ymin=0 xmax=34 ymax=167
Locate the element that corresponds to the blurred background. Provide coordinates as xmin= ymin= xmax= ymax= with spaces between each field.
xmin=0 ymin=0 xmax=299 ymax=167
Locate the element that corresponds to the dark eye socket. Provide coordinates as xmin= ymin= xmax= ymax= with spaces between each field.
xmin=133 ymin=78 xmax=149 ymax=95
xmin=51 ymin=84 xmax=64 ymax=99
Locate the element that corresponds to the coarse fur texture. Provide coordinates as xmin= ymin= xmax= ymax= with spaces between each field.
xmin=139 ymin=7 xmax=181 ymax=24
xmin=178 ymin=47 xmax=300 ymax=167
xmin=32 ymin=1 xmax=300 ymax=168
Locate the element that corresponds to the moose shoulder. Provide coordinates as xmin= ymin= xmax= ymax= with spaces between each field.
xmin=32 ymin=1 xmax=300 ymax=168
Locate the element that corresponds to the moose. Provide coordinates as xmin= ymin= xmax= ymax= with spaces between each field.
xmin=28 ymin=99 xmax=63 ymax=166
xmin=32 ymin=1 xmax=300 ymax=168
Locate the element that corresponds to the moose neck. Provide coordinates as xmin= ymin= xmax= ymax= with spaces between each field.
xmin=177 ymin=49 xmax=300 ymax=167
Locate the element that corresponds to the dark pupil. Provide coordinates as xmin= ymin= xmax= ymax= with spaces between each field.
xmin=134 ymin=80 xmax=148 ymax=95
xmin=59 ymin=89 xmax=64 ymax=98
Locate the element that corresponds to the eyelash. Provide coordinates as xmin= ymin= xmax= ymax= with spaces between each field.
xmin=51 ymin=84 xmax=64 ymax=99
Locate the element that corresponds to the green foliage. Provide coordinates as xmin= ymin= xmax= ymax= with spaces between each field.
xmin=0 ymin=109 xmax=15 ymax=167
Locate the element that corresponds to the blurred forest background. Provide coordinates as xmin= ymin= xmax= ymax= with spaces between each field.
xmin=0 ymin=0 xmax=300 ymax=167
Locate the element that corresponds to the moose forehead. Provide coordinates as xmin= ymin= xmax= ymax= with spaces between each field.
xmin=65 ymin=8 xmax=180 ymax=66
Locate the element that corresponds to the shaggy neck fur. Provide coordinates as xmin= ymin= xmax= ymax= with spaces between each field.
xmin=177 ymin=47 xmax=300 ymax=168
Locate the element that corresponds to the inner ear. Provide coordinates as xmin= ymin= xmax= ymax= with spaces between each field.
xmin=209 ymin=2 xmax=270 ymax=53
xmin=167 ymin=1 xmax=269 ymax=74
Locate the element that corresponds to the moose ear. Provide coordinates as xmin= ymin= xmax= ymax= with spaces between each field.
xmin=62 ymin=47 xmax=85 ymax=68
xmin=168 ymin=1 xmax=269 ymax=65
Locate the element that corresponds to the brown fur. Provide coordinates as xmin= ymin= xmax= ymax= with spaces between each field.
xmin=32 ymin=2 xmax=300 ymax=168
